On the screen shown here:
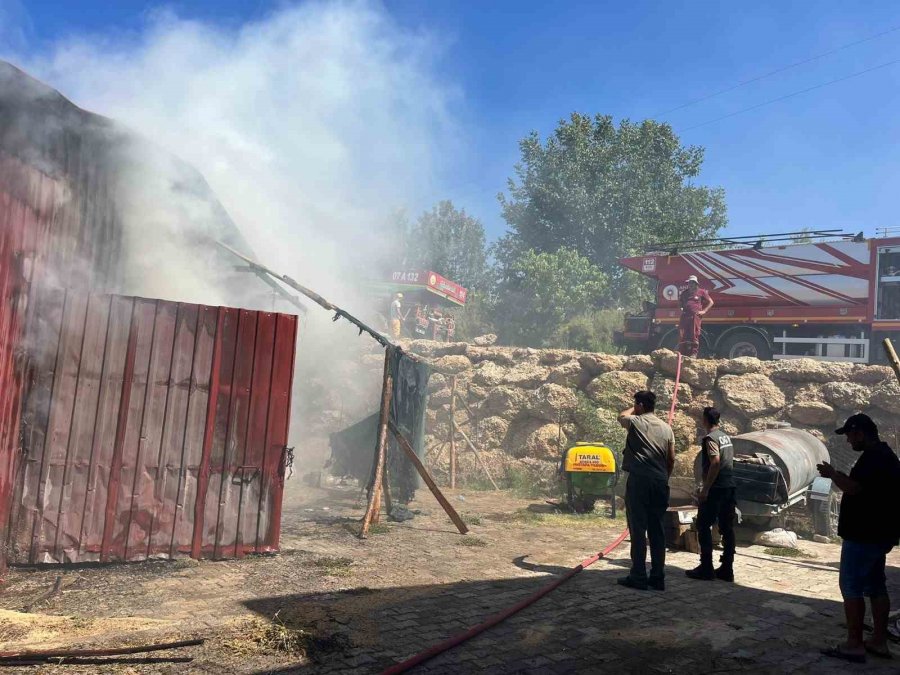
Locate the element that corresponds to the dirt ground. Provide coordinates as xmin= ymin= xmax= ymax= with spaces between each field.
xmin=0 ymin=481 xmax=896 ymax=673
xmin=0 ymin=482 xmax=622 ymax=672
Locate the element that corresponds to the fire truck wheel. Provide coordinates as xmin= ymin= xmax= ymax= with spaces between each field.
xmin=716 ymin=330 xmax=772 ymax=360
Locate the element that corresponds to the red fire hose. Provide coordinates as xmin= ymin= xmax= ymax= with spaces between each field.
xmin=381 ymin=530 xmax=629 ymax=675
xmin=381 ymin=354 xmax=684 ymax=674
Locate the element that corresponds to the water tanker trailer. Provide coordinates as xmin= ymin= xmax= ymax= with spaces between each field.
xmin=695 ymin=425 xmax=838 ymax=536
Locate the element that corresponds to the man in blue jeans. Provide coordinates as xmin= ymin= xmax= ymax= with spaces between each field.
xmin=617 ymin=390 xmax=675 ymax=591
xmin=818 ymin=414 xmax=900 ymax=663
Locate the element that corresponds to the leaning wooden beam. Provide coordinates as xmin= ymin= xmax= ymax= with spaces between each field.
xmin=885 ymin=338 xmax=900 ymax=385
xmin=389 ymin=420 xmax=469 ymax=535
xmin=360 ymin=350 xmax=394 ymax=538
xmin=457 ymin=427 xmax=501 ymax=491
xmin=0 ymin=639 xmax=205 ymax=661
xmin=217 ymin=242 xmax=393 ymax=348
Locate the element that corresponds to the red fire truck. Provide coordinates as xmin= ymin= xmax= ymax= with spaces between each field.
xmin=614 ymin=230 xmax=900 ymax=364
xmin=369 ymin=270 xmax=468 ymax=342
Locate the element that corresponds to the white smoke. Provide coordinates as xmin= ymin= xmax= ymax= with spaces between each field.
xmin=3 ymin=1 xmax=462 ymax=469
xmin=11 ymin=1 xmax=459 ymax=308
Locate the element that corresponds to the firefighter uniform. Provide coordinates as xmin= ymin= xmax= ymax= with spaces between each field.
xmin=678 ymin=276 xmax=712 ymax=357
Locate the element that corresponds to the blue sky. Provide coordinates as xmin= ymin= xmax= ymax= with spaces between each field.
xmin=5 ymin=0 xmax=900 ymax=243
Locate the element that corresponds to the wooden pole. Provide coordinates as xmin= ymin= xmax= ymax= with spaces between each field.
xmin=389 ymin=420 xmax=469 ymax=535
xmin=361 ymin=349 xmax=394 ymax=538
xmin=382 ymin=463 xmax=394 ymax=519
xmin=0 ymin=639 xmax=205 ymax=661
xmin=449 ymin=376 xmax=457 ymax=489
xmin=457 ymin=427 xmax=500 ymax=491
xmin=884 ymin=338 xmax=900 ymax=385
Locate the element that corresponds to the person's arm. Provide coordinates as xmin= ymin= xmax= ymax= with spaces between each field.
xmin=618 ymin=406 xmax=635 ymax=429
xmin=817 ymin=462 xmax=862 ymax=495
xmin=700 ymin=463 xmax=721 ymax=503
xmin=666 ymin=438 xmax=676 ymax=478
xmin=699 ymin=292 xmax=714 ymax=316
xmin=698 ymin=437 xmax=720 ymax=500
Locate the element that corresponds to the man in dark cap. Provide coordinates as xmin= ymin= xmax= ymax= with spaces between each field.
xmin=818 ymin=414 xmax=900 ymax=663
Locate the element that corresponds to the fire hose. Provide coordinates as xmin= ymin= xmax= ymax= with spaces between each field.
xmin=382 ymin=355 xmax=685 ymax=674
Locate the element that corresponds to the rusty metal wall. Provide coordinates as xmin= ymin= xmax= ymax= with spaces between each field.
xmin=0 ymin=151 xmax=123 ymax=575
xmin=0 ymin=162 xmax=32 ymax=576
xmin=7 ymin=290 xmax=297 ymax=564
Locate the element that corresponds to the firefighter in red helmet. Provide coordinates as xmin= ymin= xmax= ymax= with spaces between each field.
xmin=678 ymin=275 xmax=713 ymax=357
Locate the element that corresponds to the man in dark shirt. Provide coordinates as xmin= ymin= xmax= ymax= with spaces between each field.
xmin=678 ymin=275 xmax=713 ymax=357
xmin=686 ymin=407 xmax=736 ymax=582
xmin=818 ymin=414 xmax=900 ymax=663
xmin=617 ymin=390 xmax=676 ymax=591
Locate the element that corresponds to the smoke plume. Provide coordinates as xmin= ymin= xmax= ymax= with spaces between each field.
xmin=4 ymin=1 xmax=460 ymax=457
xmin=8 ymin=1 xmax=457 ymax=307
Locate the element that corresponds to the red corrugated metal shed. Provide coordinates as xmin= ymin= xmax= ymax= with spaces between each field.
xmin=1 ymin=63 xmax=300 ymax=573
xmin=0 ymin=151 xmax=298 ymax=571
xmin=8 ymin=290 xmax=297 ymax=564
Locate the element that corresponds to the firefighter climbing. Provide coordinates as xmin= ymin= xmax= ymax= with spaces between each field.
xmin=678 ymin=275 xmax=714 ymax=357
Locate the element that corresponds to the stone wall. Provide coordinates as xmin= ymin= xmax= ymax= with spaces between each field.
xmin=397 ymin=340 xmax=900 ymax=485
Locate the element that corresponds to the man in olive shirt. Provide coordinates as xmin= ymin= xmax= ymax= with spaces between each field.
xmin=686 ymin=407 xmax=736 ymax=582
xmin=818 ymin=414 xmax=900 ymax=663
xmin=617 ymin=391 xmax=676 ymax=591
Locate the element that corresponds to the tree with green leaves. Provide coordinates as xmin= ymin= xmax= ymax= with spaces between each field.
xmin=497 ymin=113 xmax=726 ymax=308
xmin=494 ymin=247 xmax=608 ymax=347
xmin=405 ymin=200 xmax=490 ymax=293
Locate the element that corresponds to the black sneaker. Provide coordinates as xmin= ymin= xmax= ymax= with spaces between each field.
xmin=617 ymin=576 xmax=648 ymax=591
xmin=647 ymin=577 xmax=665 ymax=591
xmin=685 ymin=565 xmax=715 ymax=581
xmin=715 ymin=566 xmax=734 ymax=582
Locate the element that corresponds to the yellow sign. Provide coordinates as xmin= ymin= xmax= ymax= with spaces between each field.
xmin=564 ymin=445 xmax=615 ymax=473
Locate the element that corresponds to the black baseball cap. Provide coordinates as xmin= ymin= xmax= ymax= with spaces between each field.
xmin=835 ymin=413 xmax=878 ymax=436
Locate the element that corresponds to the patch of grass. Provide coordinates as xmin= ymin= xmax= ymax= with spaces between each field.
xmin=508 ymin=509 xmax=544 ymax=525
xmin=462 ymin=477 xmax=503 ymax=492
xmin=464 ymin=513 xmax=483 ymax=526
xmin=340 ymin=521 xmax=391 ymax=537
xmin=313 ymin=556 xmax=354 ymax=577
xmin=225 ymin=614 xmax=310 ymax=656
xmin=457 ymin=536 xmax=488 ymax=547
xmin=507 ymin=508 xmax=618 ymax=529
xmin=764 ymin=547 xmax=813 ymax=559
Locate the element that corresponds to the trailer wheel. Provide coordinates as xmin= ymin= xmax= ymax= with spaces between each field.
xmin=813 ymin=491 xmax=840 ymax=538
xmin=717 ymin=330 xmax=772 ymax=360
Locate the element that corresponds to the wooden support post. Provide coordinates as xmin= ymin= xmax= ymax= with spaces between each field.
xmin=389 ymin=420 xmax=469 ymax=535
xmin=360 ymin=349 xmax=393 ymax=538
xmin=457 ymin=427 xmax=500 ymax=491
xmin=382 ymin=463 xmax=393 ymax=519
xmin=884 ymin=338 xmax=900 ymax=385
xmin=449 ymin=376 xmax=457 ymax=489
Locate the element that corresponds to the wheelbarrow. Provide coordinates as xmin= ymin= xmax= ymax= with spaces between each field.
xmin=557 ymin=443 xmax=619 ymax=517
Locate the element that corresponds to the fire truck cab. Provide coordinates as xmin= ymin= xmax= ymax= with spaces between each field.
xmin=367 ymin=270 xmax=468 ymax=342
xmin=615 ymin=231 xmax=900 ymax=364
